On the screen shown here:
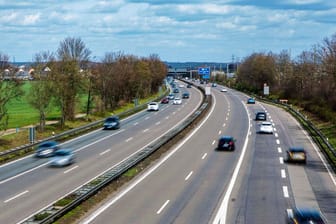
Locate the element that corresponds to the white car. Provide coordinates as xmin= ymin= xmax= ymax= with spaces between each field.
xmin=220 ymin=88 xmax=227 ymax=92
xmin=179 ymin=84 xmax=184 ymax=88
xmin=173 ymin=97 xmax=182 ymax=105
xmin=147 ymin=102 xmax=159 ymax=111
xmin=259 ymin=121 xmax=273 ymax=134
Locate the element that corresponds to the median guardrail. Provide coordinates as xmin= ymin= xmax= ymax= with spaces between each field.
xmin=20 ymin=83 xmax=211 ymax=224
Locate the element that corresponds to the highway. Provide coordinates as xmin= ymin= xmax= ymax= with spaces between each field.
xmin=0 ymin=81 xmax=203 ymax=224
xmin=80 ymin=82 xmax=336 ymax=224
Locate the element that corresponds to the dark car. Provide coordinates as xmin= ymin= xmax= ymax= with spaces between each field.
xmin=255 ymin=111 xmax=267 ymax=121
xmin=173 ymin=88 xmax=179 ymax=93
xmin=247 ymin=98 xmax=255 ymax=104
xmin=182 ymin=92 xmax=190 ymax=99
xmin=187 ymin=84 xmax=192 ymax=88
xmin=103 ymin=116 xmax=120 ymax=130
xmin=286 ymin=147 xmax=307 ymax=163
xmin=287 ymin=208 xmax=327 ymax=223
xmin=217 ymin=136 xmax=235 ymax=151
xmin=161 ymin=97 xmax=169 ymax=104
xmin=35 ymin=141 xmax=60 ymax=157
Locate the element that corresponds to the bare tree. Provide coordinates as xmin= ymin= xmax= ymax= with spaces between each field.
xmin=0 ymin=52 xmax=23 ymax=133
xmin=28 ymin=51 xmax=56 ymax=131
xmin=53 ymin=37 xmax=91 ymax=127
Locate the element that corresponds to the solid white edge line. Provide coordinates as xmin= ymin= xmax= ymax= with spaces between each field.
xmin=156 ymin=200 xmax=170 ymax=214
xmin=78 ymin=87 xmax=210 ymax=224
xmin=212 ymin=100 xmax=251 ymax=224
xmin=4 ymin=190 xmax=29 ymax=203
xmin=185 ymin=171 xmax=193 ymax=181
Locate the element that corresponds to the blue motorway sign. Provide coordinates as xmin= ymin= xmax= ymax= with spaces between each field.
xmin=198 ymin=67 xmax=210 ymax=79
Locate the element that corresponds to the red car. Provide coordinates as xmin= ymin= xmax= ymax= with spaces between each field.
xmin=161 ymin=97 xmax=169 ymax=104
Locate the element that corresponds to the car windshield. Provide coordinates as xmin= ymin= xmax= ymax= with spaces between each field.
xmin=54 ymin=150 xmax=71 ymax=156
xmin=39 ymin=141 xmax=56 ymax=148
xmin=106 ymin=117 xmax=118 ymax=122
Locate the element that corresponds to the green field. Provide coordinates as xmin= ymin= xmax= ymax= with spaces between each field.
xmin=6 ymin=82 xmax=86 ymax=129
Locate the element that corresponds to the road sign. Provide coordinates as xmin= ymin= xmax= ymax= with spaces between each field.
xmin=198 ymin=67 xmax=210 ymax=79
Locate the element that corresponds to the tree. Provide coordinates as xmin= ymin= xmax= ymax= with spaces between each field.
xmin=53 ymin=37 xmax=91 ymax=127
xmin=28 ymin=51 xmax=55 ymax=131
xmin=0 ymin=52 xmax=23 ymax=133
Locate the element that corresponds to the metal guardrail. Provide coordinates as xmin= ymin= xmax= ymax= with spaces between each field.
xmin=258 ymin=97 xmax=336 ymax=170
xmin=21 ymin=83 xmax=211 ymax=224
xmin=0 ymin=89 xmax=169 ymax=159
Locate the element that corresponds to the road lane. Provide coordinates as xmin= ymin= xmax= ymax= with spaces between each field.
xmin=0 ymin=83 xmax=204 ymax=224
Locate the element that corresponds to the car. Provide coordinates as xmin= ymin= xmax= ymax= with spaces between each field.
xmin=147 ymin=102 xmax=159 ymax=111
xmin=173 ymin=88 xmax=179 ymax=93
xmin=259 ymin=121 xmax=273 ymax=134
xmin=217 ymin=136 xmax=235 ymax=151
xmin=49 ymin=149 xmax=75 ymax=167
xmin=173 ymin=97 xmax=182 ymax=105
xmin=255 ymin=111 xmax=267 ymax=121
xmin=220 ymin=88 xmax=227 ymax=92
xmin=286 ymin=147 xmax=307 ymax=163
xmin=103 ymin=116 xmax=120 ymax=130
xmin=179 ymin=84 xmax=184 ymax=88
xmin=247 ymin=97 xmax=255 ymax=104
xmin=182 ymin=92 xmax=190 ymax=99
xmin=286 ymin=208 xmax=327 ymax=223
xmin=212 ymin=83 xmax=217 ymax=87
xmin=161 ymin=97 xmax=169 ymax=104
xmin=35 ymin=141 xmax=60 ymax=157
xmin=168 ymin=93 xmax=175 ymax=100
xmin=187 ymin=84 xmax=192 ymax=88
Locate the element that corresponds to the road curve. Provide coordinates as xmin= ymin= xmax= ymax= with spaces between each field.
xmin=80 ymin=83 xmax=336 ymax=224
xmin=0 ymin=81 xmax=204 ymax=224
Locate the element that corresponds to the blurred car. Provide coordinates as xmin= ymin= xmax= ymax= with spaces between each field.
xmin=286 ymin=147 xmax=307 ymax=163
xmin=103 ymin=116 xmax=120 ymax=130
xmin=255 ymin=111 xmax=267 ymax=121
xmin=286 ymin=208 xmax=327 ymax=224
xmin=259 ymin=121 xmax=273 ymax=134
xmin=147 ymin=102 xmax=159 ymax=111
xmin=217 ymin=136 xmax=235 ymax=151
xmin=49 ymin=149 xmax=75 ymax=167
xmin=168 ymin=93 xmax=175 ymax=100
xmin=179 ymin=84 xmax=184 ymax=88
xmin=212 ymin=83 xmax=217 ymax=87
xmin=220 ymin=88 xmax=227 ymax=92
xmin=173 ymin=88 xmax=179 ymax=93
xmin=247 ymin=98 xmax=255 ymax=104
xmin=173 ymin=97 xmax=182 ymax=105
xmin=35 ymin=141 xmax=60 ymax=158
xmin=182 ymin=92 xmax=190 ymax=99
xmin=187 ymin=84 xmax=192 ymax=88
xmin=161 ymin=97 xmax=169 ymax=104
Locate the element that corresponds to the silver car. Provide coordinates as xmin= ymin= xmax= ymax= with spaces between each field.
xmin=49 ymin=149 xmax=75 ymax=167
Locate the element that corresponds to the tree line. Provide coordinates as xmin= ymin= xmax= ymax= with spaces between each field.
xmin=0 ymin=37 xmax=167 ymax=132
xmin=235 ymin=33 xmax=336 ymax=123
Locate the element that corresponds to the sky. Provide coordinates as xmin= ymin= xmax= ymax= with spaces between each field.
xmin=0 ymin=0 xmax=335 ymax=63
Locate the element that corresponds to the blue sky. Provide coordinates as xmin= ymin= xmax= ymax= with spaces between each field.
xmin=0 ymin=0 xmax=335 ymax=62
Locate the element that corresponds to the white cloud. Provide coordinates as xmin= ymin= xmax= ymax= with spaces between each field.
xmin=22 ymin=13 xmax=41 ymax=25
